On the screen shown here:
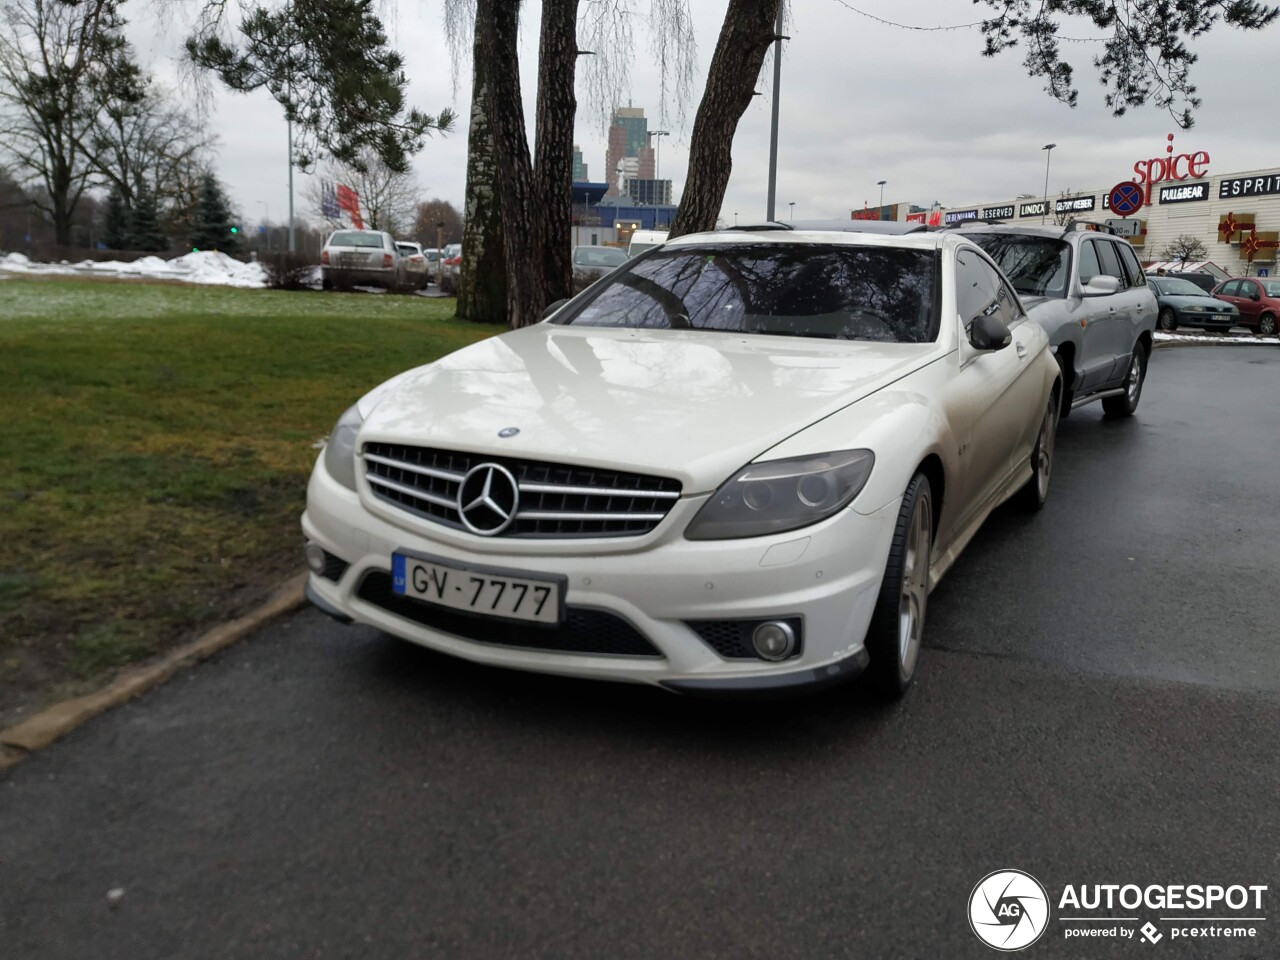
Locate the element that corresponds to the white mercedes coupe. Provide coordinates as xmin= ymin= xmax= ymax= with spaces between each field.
xmin=302 ymin=226 xmax=1061 ymax=697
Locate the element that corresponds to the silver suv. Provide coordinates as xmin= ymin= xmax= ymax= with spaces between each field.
xmin=951 ymin=221 xmax=1157 ymax=418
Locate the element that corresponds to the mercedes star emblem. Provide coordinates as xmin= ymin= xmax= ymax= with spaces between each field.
xmin=498 ymin=427 xmax=520 ymax=438
xmin=457 ymin=463 xmax=519 ymax=535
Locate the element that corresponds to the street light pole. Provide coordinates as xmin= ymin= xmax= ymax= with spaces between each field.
xmin=877 ymin=179 xmax=886 ymax=211
xmin=1041 ymin=143 xmax=1056 ymax=224
xmin=788 ymin=201 xmax=795 ymax=222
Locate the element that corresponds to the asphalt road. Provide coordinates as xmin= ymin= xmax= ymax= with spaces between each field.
xmin=3 ymin=346 xmax=1278 ymax=960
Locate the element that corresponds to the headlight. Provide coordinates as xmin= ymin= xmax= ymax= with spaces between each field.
xmin=1186 ymin=305 xmax=1206 ymax=312
xmin=684 ymin=450 xmax=875 ymax=540
xmin=323 ymin=404 xmax=363 ymax=491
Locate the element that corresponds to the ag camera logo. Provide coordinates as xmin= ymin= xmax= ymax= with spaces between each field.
xmin=969 ymin=869 xmax=1050 ymax=951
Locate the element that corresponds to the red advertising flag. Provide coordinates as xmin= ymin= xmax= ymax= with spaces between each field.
xmin=336 ymin=184 xmax=364 ymax=229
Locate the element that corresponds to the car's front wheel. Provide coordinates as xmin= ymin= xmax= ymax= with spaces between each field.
xmin=865 ymin=473 xmax=932 ymax=699
xmin=1103 ymin=343 xmax=1148 ymax=418
xmin=1158 ymin=307 xmax=1178 ymax=331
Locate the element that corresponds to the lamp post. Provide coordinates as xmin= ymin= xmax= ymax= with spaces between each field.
xmin=877 ymin=179 xmax=886 ymax=213
xmin=788 ymin=201 xmax=795 ymax=222
xmin=1041 ymin=143 xmax=1056 ymax=224
xmin=765 ymin=4 xmax=787 ymax=221
xmin=648 ymin=130 xmax=669 ymax=186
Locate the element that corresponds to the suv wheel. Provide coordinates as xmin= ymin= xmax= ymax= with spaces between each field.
xmin=1103 ymin=344 xmax=1148 ymax=418
xmin=1158 ymin=307 xmax=1178 ymax=332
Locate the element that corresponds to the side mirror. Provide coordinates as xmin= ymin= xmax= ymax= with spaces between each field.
xmin=1083 ymin=275 xmax=1121 ymax=296
xmin=969 ymin=313 xmax=1012 ymax=351
xmin=540 ymin=298 xmax=570 ymax=321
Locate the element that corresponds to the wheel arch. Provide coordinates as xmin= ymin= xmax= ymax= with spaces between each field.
xmin=915 ymin=454 xmax=945 ymax=540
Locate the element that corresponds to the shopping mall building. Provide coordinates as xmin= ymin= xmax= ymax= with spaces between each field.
xmin=900 ymin=141 xmax=1279 ymax=278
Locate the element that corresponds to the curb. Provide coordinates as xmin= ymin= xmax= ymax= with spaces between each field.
xmin=0 ymin=571 xmax=309 ymax=772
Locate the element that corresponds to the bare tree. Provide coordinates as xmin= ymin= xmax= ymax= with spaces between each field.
xmin=1160 ymin=234 xmax=1208 ymax=266
xmin=413 ymin=199 xmax=463 ymax=248
xmin=0 ymin=0 xmax=139 ymax=244
xmin=87 ymin=79 xmax=215 ymax=211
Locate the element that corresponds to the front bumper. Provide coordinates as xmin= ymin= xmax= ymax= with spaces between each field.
xmin=1176 ymin=309 xmax=1236 ymax=330
xmin=301 ymin=456 xmax=899 ymax=693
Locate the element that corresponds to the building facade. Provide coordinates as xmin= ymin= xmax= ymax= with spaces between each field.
xmin=604 ymin=107 xmax=649 ymax=197
xmin=913 ymin=145 xmax=1279 ymax=276
xmin=572 ymin=145 xmax=588 ymax=182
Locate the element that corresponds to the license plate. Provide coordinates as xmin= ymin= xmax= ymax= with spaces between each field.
xmin=391 ymin=553 xmax=564 ymax=625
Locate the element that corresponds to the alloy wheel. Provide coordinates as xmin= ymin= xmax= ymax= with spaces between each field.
xmin=897 ymin=491 xmax=932 ymax=681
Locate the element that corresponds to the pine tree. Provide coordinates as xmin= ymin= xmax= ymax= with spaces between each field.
xmin=189 ymin=173 xmax=238 ymax=253
xmin=127 ymin=190 xmax=167 ymax=252
xmin=103 ymin=190 xmax=129 ymax=249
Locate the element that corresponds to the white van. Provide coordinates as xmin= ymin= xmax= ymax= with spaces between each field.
xmin=627 ymin=230 xmax=669 ymax=258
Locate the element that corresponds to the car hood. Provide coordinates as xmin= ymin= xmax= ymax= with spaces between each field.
xmin=1161 ymin=295 xmax=1236 ymax=311
xmin=359 ymin=324 xmax=942 ymax=492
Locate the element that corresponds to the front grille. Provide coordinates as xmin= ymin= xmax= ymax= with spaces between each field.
xmin=362 ymin=443 xmax=682 ymax=538
xmin=356 ymin=571 xmax=663 ymax=657
xmin=687 ymin=618 xmax=804 ymax=660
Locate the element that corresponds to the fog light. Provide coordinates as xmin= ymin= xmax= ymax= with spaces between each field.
xmin=751 ymin=621 xmax=797 ymax=661
xmin=304 ymin=542 xmax=327 ymax=574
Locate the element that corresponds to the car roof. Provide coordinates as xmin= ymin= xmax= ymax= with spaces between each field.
xmin=939 ymin=219 xmax=1122 ymax=240
xmin=663 ymin=225 xmax=950 ymax=252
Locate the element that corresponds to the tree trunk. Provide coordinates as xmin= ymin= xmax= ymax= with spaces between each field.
xmin=533 ymin=0 xmax=577 ymax=306
xmin=475 ymin=0 xmax=542 ymax=329
xmin=668 ymin=0 xmax=782 ymax=239
xmin=456 ymin=14 xmax=508 ymax=323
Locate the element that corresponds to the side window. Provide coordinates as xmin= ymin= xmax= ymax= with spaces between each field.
xmin=1221 ymin=280 xmax=1241 ymax=297
xmin=1241 ymin=280 xmax=1260 ymax=298
xmin=1095 ymin=240 xmax=1127 ymax=286
xmin=956 ymin=249 xmax=1019 ymax=332
xmin=1078 ymin=240 xmax=1103 ymax=285
xmin=1116 ymin=243 xmax=1146 ymax=286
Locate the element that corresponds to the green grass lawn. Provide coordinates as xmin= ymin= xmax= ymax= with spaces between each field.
xmin=0 ymin=276 xmax=496 ymax=721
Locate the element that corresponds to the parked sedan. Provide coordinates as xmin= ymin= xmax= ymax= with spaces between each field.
xmin=1148 ymin=276 xmax=1239 ymax=332
xmin=395 ymin=241 xmax=431 ymax=290
xmin=571 ymin=245 xmax=627 ymax=290
xmin=303 ymin=229 xmax=1060 ymax=698
xmin=1212 ymin=277 xmax=1280 ymax=334
xmin=321 ymin=229 xmax=406 ymax=291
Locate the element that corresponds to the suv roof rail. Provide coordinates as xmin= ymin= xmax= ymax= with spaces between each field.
xmin=724 ymin=219 xmax=929 ymax=236
xmin=1062 ymin=219 xmax=1120 ymax=236
xmin=724 ymin=221 xmax=793 ymax=232
xmin=940 ymin=217 xmax=1011 ymax=229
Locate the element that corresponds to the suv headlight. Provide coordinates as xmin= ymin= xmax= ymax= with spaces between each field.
xmin=323 ymin=405 xmax=363 ymax=491
xmin=684 ymin=450 xmax=875 ymax=540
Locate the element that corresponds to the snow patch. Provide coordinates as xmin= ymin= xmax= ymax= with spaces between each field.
xmin=0 ymin=249 xmax=269 ymax=288
xmin=1155 ymin=331 xmax=1278 ymax=345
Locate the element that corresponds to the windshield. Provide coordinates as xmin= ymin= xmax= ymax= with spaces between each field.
xmin=396 ymin=244 xmax=418 ymax=256
xmin=555 ymin=243 xmax=939 ymax=343
xmin=1151 ymin=278 xmax=1207 ymax=297
xmin=965 ymin=233 xmax=1071 ymax=298
xmin=330 ymin=231 xmax=383 ymax=249
xmin=574 ymin=247 xmax=627 ymax=268
xmin=1264 ymin=281 xmax=1280 ymax=297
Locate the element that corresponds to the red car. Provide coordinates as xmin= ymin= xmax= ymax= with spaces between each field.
xmin=1212 ymin=276 xmax=1280 ymax=334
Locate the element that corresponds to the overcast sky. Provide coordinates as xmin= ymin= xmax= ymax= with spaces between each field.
xmin=128 ymin=0 xmax=1280 ymax=231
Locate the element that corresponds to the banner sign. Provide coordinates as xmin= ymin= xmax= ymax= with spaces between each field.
xmin=980 ymin=205 xmax=1015 ymax=220
xmin=1218 ymin=174 xmax=1280 ymax=200
xmin=1019 ymin=201 xmax=1048 ymax=218
xmin=1055 ymin=195 xmax=1097 ymax=213
xmin=1158 ymin=182 xmax=1209 ymax=204
xmin=943 ymin=209 xmax=979 ymax=224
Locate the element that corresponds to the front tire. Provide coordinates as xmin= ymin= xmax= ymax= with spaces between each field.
xmin=865 ymin=474 xmax=932 ymax=699
xmin=1158 ymin=307 xmax=1178 ymax=331
xmin=1018 ymin=393 xmax=1058 ymax=511
xmin=1261 ymin=313 xmax=1277 ymax=336
xmin=1102 ymin=343 xmax=1147 ymax=418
